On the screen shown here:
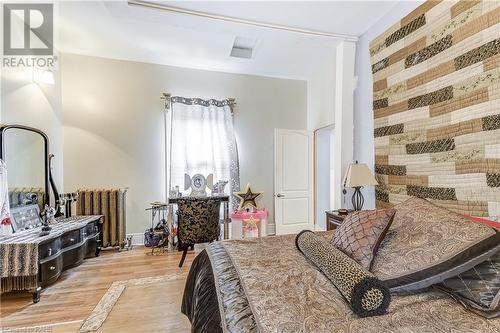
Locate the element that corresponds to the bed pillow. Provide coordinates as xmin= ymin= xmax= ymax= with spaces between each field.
xmin=436 ymin=249 xmax=500 ymax=319
xmin=463 ymin=215 xmax=500 ymax=229
xmin=331 ymin=209 xmax=396 ymax=270
xmin=371 ymin=197 xmax=500 ymax=293
xmin=296 ymin=230 xmax=391 ymax=317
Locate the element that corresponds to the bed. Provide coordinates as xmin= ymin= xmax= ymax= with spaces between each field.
xmin=182 ymin=198 xmax=500 ymax=333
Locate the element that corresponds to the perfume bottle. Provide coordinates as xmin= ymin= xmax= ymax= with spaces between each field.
xmin=0 ymin=217 xmax=13 ymax=236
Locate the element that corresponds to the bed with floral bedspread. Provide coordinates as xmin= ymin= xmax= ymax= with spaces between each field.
xmin=182 ymin=230 xmax=500 ymax=333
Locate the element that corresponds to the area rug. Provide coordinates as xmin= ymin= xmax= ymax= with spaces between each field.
xmin=79 ymin=273 xmax=188 ymax=333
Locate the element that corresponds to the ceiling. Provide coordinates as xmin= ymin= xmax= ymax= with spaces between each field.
xmin=57 ymin=1 xmax=401 ymax=80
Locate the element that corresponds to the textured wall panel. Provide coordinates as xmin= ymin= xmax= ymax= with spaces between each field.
xmin=371 ymin=0 xmax=500 ymax=219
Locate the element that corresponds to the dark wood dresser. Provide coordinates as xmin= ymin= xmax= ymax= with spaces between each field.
xmin=0 ymin=215 xmax=102 ymax=302
xmin=38 ymin=216 xmax=102 ymax=287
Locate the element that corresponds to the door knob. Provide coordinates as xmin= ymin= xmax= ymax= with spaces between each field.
xmin=276 ymin=194 xmax=285 ymax=198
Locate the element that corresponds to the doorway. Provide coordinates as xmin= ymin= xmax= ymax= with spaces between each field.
xmin=274 ymin=129 xmax=314 ymax=235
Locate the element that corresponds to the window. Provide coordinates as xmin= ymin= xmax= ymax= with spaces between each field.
xmin=168 ymin=97 xmax=240 ymax=206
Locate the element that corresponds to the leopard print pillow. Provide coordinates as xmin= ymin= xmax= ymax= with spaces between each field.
xmin=296 ymin=230 xmax=391 ymax=317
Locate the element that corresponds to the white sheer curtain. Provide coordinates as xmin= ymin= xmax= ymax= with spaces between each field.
xmin=169 ymin=97 xmax=240 ymax=206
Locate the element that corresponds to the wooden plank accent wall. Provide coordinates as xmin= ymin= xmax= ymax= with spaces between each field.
xmin=370 ymin=0 xmax=500 ymax=219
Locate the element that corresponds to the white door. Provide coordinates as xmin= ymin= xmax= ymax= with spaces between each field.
xmin=274 ymin=129 xmax=314 ymax=235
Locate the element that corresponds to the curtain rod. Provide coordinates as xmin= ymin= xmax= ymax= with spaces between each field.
xmin=128 ymin=0 xmax=358 ymax=42
xmin=161 ymin=93 xmax=236 ymax=113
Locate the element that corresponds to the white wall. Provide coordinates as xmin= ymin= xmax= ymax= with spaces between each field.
xmin=307 ymin=40 xmax=358 ymax=216
xmin=61 ymin=53 xmax=307 ymax=234
xmin=353 ymin=1 xmax=422 ymax=209
xmin=307 ymin=54 xmax=336 ymax=131
xmin=0 ymin=67 xmax=64 ymax=199
xmin=333 ymin=41 xmax=356 ymax=210
xmin=315 ymin=126 xmax=333 ymax=230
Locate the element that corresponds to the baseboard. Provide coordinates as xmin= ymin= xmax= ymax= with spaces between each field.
xmin=126 ymin=233 xmax=145 ymax=246
xmin=314 ymin=224 xmax=327 ymax=232
xmin=267 ymin=223 xmax=276 ymax=235
xmin=128 ymin=223 xmax=277 ymax=245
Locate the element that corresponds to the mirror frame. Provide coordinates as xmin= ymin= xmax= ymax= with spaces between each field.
xmin=0 ymin=124 xmax=51 ymax=208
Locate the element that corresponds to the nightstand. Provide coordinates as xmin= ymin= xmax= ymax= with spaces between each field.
xmin=325 ymin=211 xmax=351 ymax=231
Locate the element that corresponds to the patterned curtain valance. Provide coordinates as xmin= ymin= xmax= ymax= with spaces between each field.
xmin=171 ymin=96 xmax=235 ymax=111
xmin=370 ymin=0 xmax=500 ymax=219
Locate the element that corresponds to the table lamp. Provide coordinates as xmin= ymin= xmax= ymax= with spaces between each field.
xmin=343 ymin=161 xmax=379 ymax=211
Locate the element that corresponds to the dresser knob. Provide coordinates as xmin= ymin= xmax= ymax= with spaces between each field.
xmin=48 ymin=248 xmax=52 ymax=256
xmin=49 ymin=266 xmax=56 ymax=270
xmin=70 ymin=238 xmax=75 ymax=242
xmin=83 ymin=232 xmax=87 ymax=237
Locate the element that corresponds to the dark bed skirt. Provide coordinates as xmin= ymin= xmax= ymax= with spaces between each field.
xmin=181 ymin=249 xmax=223 ymax=333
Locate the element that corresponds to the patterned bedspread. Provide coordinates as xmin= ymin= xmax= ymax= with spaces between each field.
xmin=203 ymin=232 xmax=500 ymax=333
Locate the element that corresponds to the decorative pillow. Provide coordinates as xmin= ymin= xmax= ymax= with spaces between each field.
xmin=296 ymin=230 xmax=391 ymax=317
xmin=463 ymin=215 xmax=500 ymax=229
xmin=436 ymin=249 xmax=500 ymax=319
xmin=331 ymin=209 xmax=396 ymax=270
xmin=371 ymin=197 xmax=500 ymax=293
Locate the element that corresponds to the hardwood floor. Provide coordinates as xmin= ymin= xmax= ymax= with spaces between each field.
xmin=0 ymin=245 xmax=202 ymax=332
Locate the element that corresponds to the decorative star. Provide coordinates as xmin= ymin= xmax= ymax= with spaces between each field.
xmin=234 ymin=184 xmax=262 ymax=210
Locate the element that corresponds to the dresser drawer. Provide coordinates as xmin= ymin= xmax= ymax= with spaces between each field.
xmin=84 ymin=233 xmax=98 ymax=258
xmin=83 ymin=222 xmax=99 ymax=239
xmin=61 ymin=229 xmax=81 ymax=247
xmin=39 ymin=238 xmax=62 ymax=260
xmin=62 ymin=243 xmax=85 ymax=269
xmin=39 ymin=255 xmax=63 ymax=285
xmin=326 ymin=212 xmax=346 ymax=231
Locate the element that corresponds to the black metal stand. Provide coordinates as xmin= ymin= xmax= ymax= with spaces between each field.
xmin=179 ymin=244 xmax=189 ymax=268
xmin=351 ymin=186 xmax=364 ymax=211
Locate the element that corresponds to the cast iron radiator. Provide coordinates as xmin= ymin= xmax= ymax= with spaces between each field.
xmin=9 ymin=187 xmax=45 ymax=211
xmin=76 ymin=188 xmax=127 ymax=248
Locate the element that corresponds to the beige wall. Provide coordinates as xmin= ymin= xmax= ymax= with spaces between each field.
xmin=61 ymin=54 xmax=307 ymax=234
xmin=1 ymin=67 xmax=64 ymax=200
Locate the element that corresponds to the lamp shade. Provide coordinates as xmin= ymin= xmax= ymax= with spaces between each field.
xmin=343 ymin=162 xmax=378 ymax=188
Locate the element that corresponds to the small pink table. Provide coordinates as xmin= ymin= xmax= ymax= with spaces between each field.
xmin=230 ymin=209 xmax=269 ymax=239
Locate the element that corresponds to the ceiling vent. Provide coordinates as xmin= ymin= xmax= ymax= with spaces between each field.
xmin=230 ymin=36 xmax=257 ymax=59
